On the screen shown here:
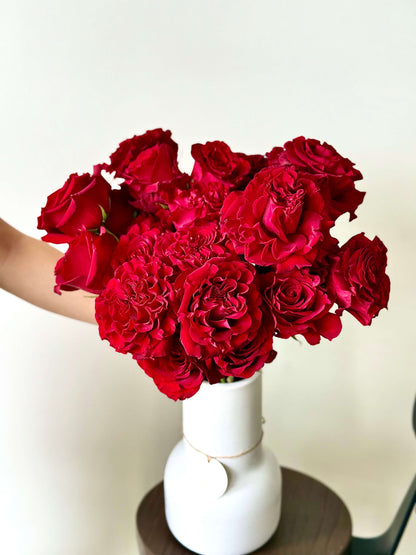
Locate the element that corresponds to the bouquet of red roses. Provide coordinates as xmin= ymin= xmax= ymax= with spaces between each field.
xmin=38 ymin=130 xmax=390 ymax=400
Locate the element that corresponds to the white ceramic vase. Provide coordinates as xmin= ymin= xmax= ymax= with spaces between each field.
xmin=164 ymin=371 xmax=282 ymax=555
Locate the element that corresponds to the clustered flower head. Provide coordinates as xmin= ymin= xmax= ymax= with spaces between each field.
xmin=38 ymin=129 xmax=390 ymax=400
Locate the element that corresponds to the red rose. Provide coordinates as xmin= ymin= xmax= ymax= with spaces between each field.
xmin=221 ymin=166 xmax=328 ymax=269
xmin=105 ymin=129 xmax=186 ymax=209
xmin=273 ymin=137 xmax=365 ymax=220
xmin=211 ymin=312 xmax=276 ymax=378
xmin=155 ymin=224 xmax=233 ymax=271
xmin=124 ymin=144 xmax=180 ymax=187
xmin=176 ymin=257 xmax=262 ymax=358
xmin=327 ymin=233 xmax=390 ymax=325
xmin=106 ymin=128 xmax=178 ymax=178
xmin=191 ymin=141 xmax=252 ymax=188
xmin=54 ymin=228 xmax=117 ymax=294
xmin=277 ymin=136 xmax=362 ymax=179
xmin=262 ymin=268 xmax=342 ymax=345
xmin=38 ymin=172 xmax=111 ymax=244
xmin=95 ymin=257 xmax=176 ymax=358
xmin=136 ymin=337 xmax=204 ymax=401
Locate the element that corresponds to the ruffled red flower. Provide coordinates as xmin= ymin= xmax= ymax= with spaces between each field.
xmin=327 ymin=233 xmax=390 ymax=325
xmin=95 ymin=257 xmax=176 ymax=358
xmin=110 ymin=222 xmax=161 ymax=270
xmin=166 ymin=177 xmax=230 ymax=230
xmin=155 ymin=223 xmax=234 ymax=271
xmin=221 ymin=165 xmax=329 ymax=269
xmin=176 ymin=257 xmax=263 ymax=358
xmin=270 ymin=137 xmax=365 ymax=220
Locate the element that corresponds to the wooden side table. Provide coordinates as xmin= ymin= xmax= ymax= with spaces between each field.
xmin=136 ymin=467 xmax=352 ymax=554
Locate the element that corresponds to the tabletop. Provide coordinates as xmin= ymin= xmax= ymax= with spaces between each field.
xmin=136 ymin=467 xmax=352 ymax=554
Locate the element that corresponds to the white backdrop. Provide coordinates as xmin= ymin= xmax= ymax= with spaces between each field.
xmin=1 ymin=1 xmax=415 ymax=554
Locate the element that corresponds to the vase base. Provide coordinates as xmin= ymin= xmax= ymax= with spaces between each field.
xmin=167 ymin=516 xmax=280 ymax=555
xmin=136 ymin=468 xmax=353 ymax=555
xmin=164 ymin=440 xmax=282 ymax=555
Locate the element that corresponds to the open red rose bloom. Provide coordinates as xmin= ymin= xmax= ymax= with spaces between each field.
xmin=38 ymin=130 xmax=390 ymax=400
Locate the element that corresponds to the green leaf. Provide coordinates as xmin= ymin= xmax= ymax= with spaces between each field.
xmin=99 ymin=205 xmax=108 ymax=223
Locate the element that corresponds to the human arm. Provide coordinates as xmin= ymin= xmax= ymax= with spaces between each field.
xmin=0 ymin=218 xmax=96 ymax=324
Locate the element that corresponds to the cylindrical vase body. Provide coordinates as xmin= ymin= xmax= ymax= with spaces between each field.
xmin=164 ymin=372 xmax=282 ymax=555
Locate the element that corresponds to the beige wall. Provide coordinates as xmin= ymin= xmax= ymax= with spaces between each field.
xmin=1 ymin=1 xmax=415 ymax=553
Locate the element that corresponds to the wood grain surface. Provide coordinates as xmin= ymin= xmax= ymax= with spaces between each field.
xmin=136 ymin=467 xmax=352 ymax=555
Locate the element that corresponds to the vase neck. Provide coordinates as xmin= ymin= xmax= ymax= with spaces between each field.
xmin=182 ymin=372 xmax=263 ymax=458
